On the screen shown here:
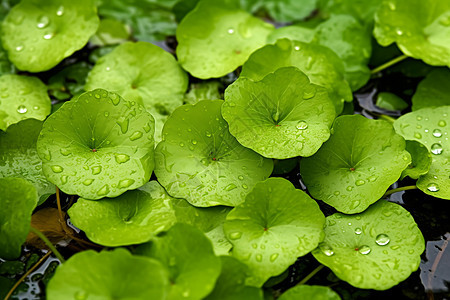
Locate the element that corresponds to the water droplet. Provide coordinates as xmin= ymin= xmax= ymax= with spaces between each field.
xmin=118 ymin=179 xmax=135 ymax=188
xmin=92 ymin=166 xmax=102 ymax=175
xmin=17 ymin=105 xmax=27 ymax=114
xmin=251 ymin=243 xmax=257 ymax=249
xmin=388 ymin=2 xmax=396 ymax=10
xmin=36 ymin=15 xmax=49 ymax=28
xmin=303 ymin=89 xmax=315 ymax=100
xmin=358 ymin=245 xmax=371 ymax=255
xmin=255 ymin=254 xmax=262 ymax=262
xmin=414 ymin=132 xmax=422 ymax=139
xmin=294 ymin=45 xmax=300 ymax=51
xmin=319 ymin=243 xmax=334 ymax=256
xmin=51 ymin=165 xmax=63 ymax=173
xmin=351 ymin=200 xmax=361 ymax=209
xmin=143 ymin=123 xmax=151 ymax=133
xmin=227 ymin=28 xmax=234 ymax=34
xmin=225 ymin=183 xmax=237 ymax=191
xmin=115 ymin=153 xmax=130 ymax=164
xmin=334 ymin=191 xmax=340 ymax=196
xmin=82 ymin=179 xmax=94 ymax=186
xmin=427 ymin=183 xmax=440 ymax=192
xmin=395 ymin=28 xmax=403 ymax=35
xmin=375 ymin=234 xmax=390 ymax=246
xmin=390 ymin=245 xmax=400 ymax=250
xmin=179 ymin=142 xmax=185 ymax=147
xmin=431 ymin=129 xmax=442 ymax=138
xmin=431 ymin=143 xmax=443 ymax=155
xmin=242 ymin=184 xmax=248 ymax=189
xmin=33 ymin=106 xmax=39 ymax=110
xmin=438 ymin=120 xmax=446 ymax=127
xmin=355 ymin=228 xmax=362 ymax=235
xmin=15 ymin=45 xmax=23 ymax=52
xmin=355 ymin=179 xmax=365 ymax=186
xmin=191 ymin=139 xmax=197 ymax=145
xmin=182 ymin=290 xmax=190 ymax=298
xmin=305 ymin=56 xmax=313 ymax=69
xmin=97 ymin=184 xmax=110 ymax=196
xmin=60 ymin=175 xmax=68 ymax=184
xmin=346 ymin=186 xmax=353 ymax=191
xmin=129 ymin=131 xmax=143 ymax=141
xmin=270 ymin=253 xmax=279 ymax=262
xmin=368 ymin=175 xmax=378 ymax=182
xmin=296 ymin=120 xmax=308 ymax=130
xmin=116 ymin=118 xmax=129 ymax=134
xmin=56 ymin=6 xmax=64 ymax=16
xmin=74 ymin=291 xmax=88 ymax=300
xmin=238 ymin=175 xmax=244 ymax=180
xmin=110 ymin=94 xmax=120 ymax=105
xmin=43 ymin=33 xmax=54 ymax=40
xmin=229 ymin=232 xmax=242 ymax=239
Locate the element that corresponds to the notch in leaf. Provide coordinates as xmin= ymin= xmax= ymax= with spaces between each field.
xmin=37 ymin=89 xmax=155 ymax=200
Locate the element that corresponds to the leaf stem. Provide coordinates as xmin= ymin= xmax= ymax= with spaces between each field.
xmin=29 ymin=226 xmax=65 ymax=263
xmin=297 ymin=264 xmax=325 ymax=286
xmin=371 ymin=55 xmax=408 ymax=74
xmin=55 ymin=187 xmax=64 ymax=223
xmin=383 ymin=185 xmax=418 ymax=197
xmin=3 ymin=251 xmax=52 ymax=300
xmin=378 ymin=114 xmax=396 ymax=124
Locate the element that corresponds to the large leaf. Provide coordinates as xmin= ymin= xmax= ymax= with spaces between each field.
xmin=312 ymin=200 xmax=425 ymax=290
xmin=394 ymin=106 xmax=450 ymax=199
xmin=136 ymin=223 xmax=221 ymax=300
xmin=278 ymin=285 xmax=341 ymax=300
xmin=155 ymin=100 xmax=273 ymax=207
xmin=224 ymin=178 xmax=325 ymax=286
xmin=374 ymin=0 xmax=450 ymax=67
xmin=1 ymin=0 xmax=99 ymax=72
xmin=0 ymin=119 xmax=54 ymax=205
xmin=0 ymin=177 xmax=37 ymax=260
xmin=268 ymin=15 xmax=372 ymax=91
xmin=300 ymin=115 xmax=411 ymax=214
xmin=176 ymin=0 xmax=274 ymax=79
xmin=85 ymin=41 xmax=188 ymax=142
xmin=412 ymin=69 xmax=450 ymax=111
xmin=46 ymin=248 xmax=169 ymax=300
xmin=0 ymin=74 xmax=51 ymax=131
xmin=222 ymin=67 xmax=335 ymax=159
xmin=240 ymin=39 xmax=352 ymax=114
xmin=68 ymin=181 xmax=177 ymax=246
xmin=37 ymin=89 xmax=155 ymax=200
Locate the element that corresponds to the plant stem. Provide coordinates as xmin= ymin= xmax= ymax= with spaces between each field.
xmin=383 ymin=185 xmax=418 ymax=197
xmin=297 ymin=265 xmax=325 ymax=286
xmin=378 ymin=114 xmax=396 ymax=124
xmin=371 ymin=55 xmax=408 ymax=74
xmin=3 ymin=251 xmax=52 ymax=300
xmin=29 ymin=226 xmax=65 ymax=263
xmin=55 ymin=187 xmax=64 ymax=223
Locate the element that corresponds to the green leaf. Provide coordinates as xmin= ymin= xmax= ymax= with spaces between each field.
xmin=0 ymin=74 xmax=51 ymax=131
xmin=247 ymin=0 xmax=317 ymax=22
xmin=1 ymin=0 xmax=99 ymax=72
xmin=204 ymin=256 xmax=263 ymax=300
xmin=68 ymin=181 xmax=177 ymax=246
xmin=278 ymin=285 xmax=341 ymax=300
xmin=268 ymin=15 xmax=372 ymax=91
xmin=272 ymin=158 xmax=298 ymax=175
xmin=136 ymin=223 xmax=221 ymax=300
xmin=312 ymin=200 xmax=425 ymax=290
xmin=155 ymin=100 xmax=273 ymax=207
xmin=223 ymin=67 xmax=335 ymax=159
xmin=184 ymin=81 xmax=223 ymax=104
xmin=394 ymin=106 xmax=450 ymax=199
xmin=412 ymin=68 xmax=450 ymax=111
xmin=241 ymin=39 xmax=352 ymax=114
xmin=85 ymin=41 xmax=188 ymax=142
xmin=46 ymin=248 xmax=169 ymax=300
xmin=0 ymin=119 xmax=54 ymax=205
xmin=374 ymin=0 xmax=450 ymax=67
xmin=89 ymin=18 xmax=131 ymax=46
xmin=401 ymin=140 xmax=432 ymax=180
xmin=0 ymin=177 xmax=37 ymax=260
xmin=224 ymin=178 xmax=325 ymax=286
xmin=300 ymin=115 xmax=411 ymax=214
xmin=47 ymin=61 xmax=91 ymax=101
xmin=0 ymin=41 xmax=15 ymax=76
xmin=176 ymin=0 xmax=274 ymax=79
xmin=37 ymin=89 xmax=155 ymax=200
xmin=375 ymin=92 xmax=408 ymax=111
xmin=317 ymin=0 xmax=382 ymax=25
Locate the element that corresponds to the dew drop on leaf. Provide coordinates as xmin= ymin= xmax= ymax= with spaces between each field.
xmin=358 ymin=245 xmax=371 ymax=255
xmin=414 ymin=132 xmax=422 ymax=139
xmin=15 ymin=45 xmax=23 ymax=52
xmin=17 ymin=105 xmax=27 ymax=114
xmin=60 ymin=175 xmax=68 ymax=184
xmin=118 ymin=179 xmax=135 ymax=188
xmin=438 ymin=120 xmax=446 ymax=127
xmin=51 ymin=165 xmax=63 ymax=173
xmin=355 ymin=228 xmax=362 ymax=235
xmin=375 ymin=234 xmax=390 ymax=246
xmin=43 ymin=33 xmax=54 ymax=40
xmin=114 ymin=154 xmax=130 ymax=164
xmin=225 ymin=183 xmax=237 ymax=191
xmin=229 ymin=232 xmax=242 ymax=239
xmin=296 ymin=120 xmax=308 ymax=130
xmin=430 ymin=143 xmax=443 ymax=155
xmin=319 ymin=243 xmax=334 ymax=256
xmin=91 ymin=166 xmax=102 ymax=175
xmin=302 ymin=89 xmax=315 ymax=100
xmin=36 ymin=15 xmax=49 ymax=28
xmin=97 ymin=184 xmax=110 ymax=196
xmin=255 ymin=254 xmax=262 ymax=262
xmin=56 ymin=5 xmax=64 ymax=16
xmin=270 ymin=253 xmax=279 ymax=262
xmin=432 ymin=129 xmax=442 ymax=137
xmin=355 ymin=179 xmax=365 ymax=186
xmin=427 ymin=183 xmax=440 ymax=192
xmin=82 ymin=179 xmax=94 ymax=186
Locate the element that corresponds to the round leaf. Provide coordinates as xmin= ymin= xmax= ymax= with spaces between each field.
xmin=68 ymin=181 xmax=177 ymax=246
xmin=46 ymin=248 xmax=169 ymax=300
xmin=1 ymin=0 xmax=99 ymax=72
xmin=412 ymin=69 xmax=450 ymax=111
xmin=0 ymin=119 xmax=54 ymax=205
xmin=37 ymin=89 xmax=155 ymax=200
xmin=278 ymin=285 xmax=341 ymax=300
xmin=136 ymin=223 xmax=221 ymax=300
xmin=401 ymin=140 xmax=432 ymax=180
xmin=223 ymin=67 xmax=335 ymax=159
xmin=85 ymin=41 xmax=188 ymax=141
xmin=224 ymin=178 xmax=325 ymax=286
xmin=0 ymin=74 xmax=51 ymax=131
xmin=312 ymin=200 xmax=425 ymax=290
xmin=176 ymin=0 xmax=274 ymax=79
xmin=240 ymin=39 xmax=352 ymax=114
xmin=394 ymin=106 xmax=450 ymax=199
xmin=374 ymin=0 xmax=450 ymax=67
xmin=155 ymin=100 xmax=273 ymax=207
xmin=300 ymin=115 xmax=411 ymax=214
xmin=204 ymin=256 xmax=263 ymax=300
xmin=0 ymin=177 xmax=37 ymax=260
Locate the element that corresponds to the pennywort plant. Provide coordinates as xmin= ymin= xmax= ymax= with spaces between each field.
xmin=0 ymin=0 xmax=449 ymax=299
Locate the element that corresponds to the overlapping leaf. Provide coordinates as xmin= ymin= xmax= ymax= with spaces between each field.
xmin=412 ymin=69 xmax=450 ymax=111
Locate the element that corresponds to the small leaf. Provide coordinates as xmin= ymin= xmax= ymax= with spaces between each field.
xmin=37 ymin=89 xmax=155 ymax=200
xmin=184 ymin=81 xmax=223 ymax=104
xmin=176 ymin=0 xmax=274 ymax=79
xmin=301 ymin=115 xmax=411 ymax=213
xmin=312 ymin=200 xmax=425 ymax=290
xmin=246 ymin=0 xmax=317 ymax=22
xmin=1 ymin=0 xmax=99 ymax=72
xmin=412 ymin=68 xmax=450 ymax=111
xmin=136 ymin=223 xmax=221 ymax=300
xmin=401 ymin=140 xmax=432 ymax=180
xmin=0 ymin=177 xmax=37 ymax=260
xmin=223 ymin=67 xmax=335 ymax=159
xmin=46 ymin=248 xmax=169 ymax=300
xmin=376 ymin=92 xmax=409 ymax=111
xmin=89 ymin=18 xmax=130 ymax=46
xmin=224 ymin=178 xmax=325 ymax=286
xmin=317 ymin=0 xmax=382 ymax=25
xmin=278 ymin=285 xmax=341 ymax=300
xmin=155 ymin=100 xmax=273 ymax=207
